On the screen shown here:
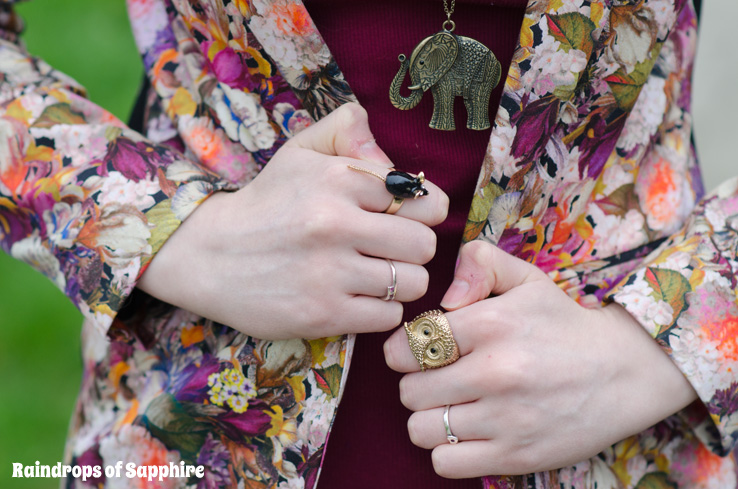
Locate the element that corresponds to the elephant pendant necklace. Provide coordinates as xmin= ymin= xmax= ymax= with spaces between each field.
xmin=389 ymin=0 xmax=502 ymax=131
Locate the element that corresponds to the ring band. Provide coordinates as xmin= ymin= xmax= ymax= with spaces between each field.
xmin=384 ymin=196 xmax=404 ymax=214
xmin=383 ymin=259 xmax=397 ymax=301
xmin=404 ymin=310 xmax=460 ymax=371
xmin=443 ymin=405 xmax=459 ymax=444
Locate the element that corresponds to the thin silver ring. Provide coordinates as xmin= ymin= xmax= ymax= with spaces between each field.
xmin=443 ymin=405 xmax=458 ymax=444
xmin=382 ymin=259 xmax=397 ymax=301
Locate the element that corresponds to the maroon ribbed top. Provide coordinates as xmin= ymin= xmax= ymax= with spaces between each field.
xmin=305 ymin=1 xmax=528 ymax=487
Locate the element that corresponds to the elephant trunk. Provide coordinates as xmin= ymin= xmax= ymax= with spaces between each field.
xmin=389 ymin=54 xmax=423 ymax=111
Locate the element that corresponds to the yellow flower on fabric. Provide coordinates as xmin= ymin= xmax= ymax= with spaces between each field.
xmin=611 ymin=437 xmax=640 ymax=487
xmin=548 ymin=0 xmax=564 ymax=14
xmin=267 ymin=406 xmax=299 ymax=447
xmin=5 ymin=98 xmax=32 ymax=122
xmin=286 ymin=375 xmax=306 ymax=403
xmin=519 ymin=17 xmax=537 ymax=49
xmin=170 ymin=87 xmax=197 ymax=117
xmin=266 ymin=405 xmax=284 ymax=438
xmin=590 ymin=2 xmax=605 ymax=26
xmin=207 ymin=367 xmax=257 ymax=413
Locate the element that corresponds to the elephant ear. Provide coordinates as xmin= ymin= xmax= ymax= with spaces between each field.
xmin=411 ymin=32 xmax=459 ymax=92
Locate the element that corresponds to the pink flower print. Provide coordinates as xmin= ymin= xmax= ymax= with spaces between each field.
xmin=208 ymin=45 xmax=247 ymax=89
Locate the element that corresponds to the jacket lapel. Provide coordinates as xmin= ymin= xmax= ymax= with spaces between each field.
xmin=463 ymin=0 xmax=689 ymax=265
xmin=245 ymin=0 xmax=688 ymax=265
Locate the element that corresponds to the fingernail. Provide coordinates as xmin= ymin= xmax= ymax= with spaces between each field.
xmin=440 ymin=278 xmax=469 ymax=310
xmin=359 ymin=139 xmax=391 ymax=165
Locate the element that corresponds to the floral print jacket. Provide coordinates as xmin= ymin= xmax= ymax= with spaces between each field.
xmin=1 ymin=0 xmax=737 ymax=488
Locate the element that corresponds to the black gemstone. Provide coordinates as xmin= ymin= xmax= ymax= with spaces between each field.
xmin=385 ymin=171 xmax=429 ymax=199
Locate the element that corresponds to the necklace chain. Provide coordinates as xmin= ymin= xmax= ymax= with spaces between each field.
xmin=443 ymin=0 xmax=456 ymax=20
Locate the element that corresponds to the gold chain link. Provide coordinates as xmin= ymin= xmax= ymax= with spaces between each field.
xmin=443 ymin=0 xmax=456 ymax=20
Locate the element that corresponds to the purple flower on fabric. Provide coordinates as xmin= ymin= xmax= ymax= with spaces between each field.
xmin=196 ymin=433 xmax=231 ymax=489
xmin=210 ymin=47 xmax=247 ymax=89
xmin=101 ymin=136 xmax=176 ymax=181
xmin=0 ymin=206 xmax=33 ymax=249
xmin=108 ymin=336 xmax=135 ymax=365
xmin=511 ymin=94 xmax=561 ymax=163
xmin=218 ymin=401 xmax=272 ymax=439
xmin=496 ymin=228 xmax=528 ymax=258
xmin=143 ymin=27 xmax=178 ymax=72
xmin=171 ymin=356 xmax=222 ymax=403
xmin=708 ymin=383 xmax=738 ymax=419
xmin=298 ymin=445 xmax=323 ymax=489
xmin=13 ymin=190 xmax=58 ymax=239
xmin=577 ymin=113 xmax=627 ymax=179
xmin=75 ymin=446 xmax=105 ymax=486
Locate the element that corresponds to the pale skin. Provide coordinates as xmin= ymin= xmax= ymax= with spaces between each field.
xmin=139 ymin=103 xmax=698 ymax=477
xmin=139 ymin=103 xmax=449 ymax=340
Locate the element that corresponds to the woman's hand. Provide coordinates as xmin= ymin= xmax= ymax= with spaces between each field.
xmin=383 ymin=240 xmax=697 ymax=477
xmin=138 ymin=103 xmax=449 ymax=339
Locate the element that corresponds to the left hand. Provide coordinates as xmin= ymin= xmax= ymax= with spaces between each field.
xmin=383 ymin=241 xmax=697 ymax=478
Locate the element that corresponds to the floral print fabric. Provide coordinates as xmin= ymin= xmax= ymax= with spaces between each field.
xmin=0 ymin=0 xmax=737 ymax=488
xmin=0 ymin=14 xmax=227 ymax=335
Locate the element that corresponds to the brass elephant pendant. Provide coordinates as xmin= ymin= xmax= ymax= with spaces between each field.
xmin=389 ymin=28 xmax=502 ymax=131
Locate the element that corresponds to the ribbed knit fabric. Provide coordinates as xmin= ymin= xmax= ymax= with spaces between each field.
xmin=305 ymin=1 xmax=528 ymax=487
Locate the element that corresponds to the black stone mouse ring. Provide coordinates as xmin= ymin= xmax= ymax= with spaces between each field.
xmin=347 ymin=165 xmax=429 ymax=215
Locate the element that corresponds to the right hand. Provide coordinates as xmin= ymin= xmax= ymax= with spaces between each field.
xmin=138 ymin=103 xmax=449 ymax=339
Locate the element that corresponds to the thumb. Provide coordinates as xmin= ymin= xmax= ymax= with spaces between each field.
xmin=440 ymin=240 xmax=546 ymax=310
xmin=285 ymin=102 xmax=392 ymax=166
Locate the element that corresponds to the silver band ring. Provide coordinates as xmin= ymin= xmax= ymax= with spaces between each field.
xmin=443 ymin=405 xmax=458 ymax=444
xmin=383 ymin=259 xmax=397 ymax=301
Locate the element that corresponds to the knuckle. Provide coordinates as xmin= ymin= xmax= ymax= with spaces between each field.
xmin=432 ymin=190 xmax=450 ymax=226
xmin=431 ymin=449 xmax=455 ymax=478
xmin=416 ymin=267 xmax=430 ymax=297
xmin=468 ymin=239 xmax=496 ymax=264
xmin=417 ymin=228 xmax=437 ymax=264
xmin=398 ymin=376 xmax=417 ymax=410
xmin=406 ymin=414 xmax=425 ymax=447
xmin=478 ymin=309 xmax=503 ymax=339
xmin=505 ymin=447 xmax=542 ymax=474
xmin=322 ymin=161 xmax=351 ymax=185
xmin=383 ymin=336 xmax=401 ymax=369
xmin=300 ymin=203 xmax=344 ymax=241
xmin=491 ymin=353 xmax=530 ymax=392
xmin=386 ymin=301 xmax=404 ymax=328
xmin=299 ymin=300 xmax=334 ymax=338
xmin=336 ymin=102 xmax=368 ymax=127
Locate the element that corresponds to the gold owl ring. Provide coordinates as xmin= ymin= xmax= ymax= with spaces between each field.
xmin=404 ymin=310 xmax=460 ymax=371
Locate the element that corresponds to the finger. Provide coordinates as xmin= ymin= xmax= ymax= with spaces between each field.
xmin=398 ymin=359 xmax=479 ymax=412
xmin=349 ymin=257 xmax=429 ymax=303
xmin=286 ymin=103 xmax=392 ymax=166
xmin=353 ymin=212 xmax=437 ymax=265
xmin=344 ymin=164 xmax=449 ymax=227
xmin=440 ymin=240 xmax=547 ymax=311
xmin=431 ymin=441 xmax=501 ymax=479
xmin=407 ymin=403 xmax=491 ymax=450
xmin=384 ymin=305 xmax=482 ymax=373
xmin=332 ymin=295 xmax=404 ymax=336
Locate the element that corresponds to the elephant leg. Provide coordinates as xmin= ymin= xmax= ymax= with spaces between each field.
xmin=429 ymin=85 xmax=455 ymax=131
xmin=464 ymin=57 xmax=494 ymax=130
xmin=465 ymin=85 xmax=492 ymax=130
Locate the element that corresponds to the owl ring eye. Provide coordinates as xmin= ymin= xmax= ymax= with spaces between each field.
xmin=403 ymin=310 xmax=460 ymax=371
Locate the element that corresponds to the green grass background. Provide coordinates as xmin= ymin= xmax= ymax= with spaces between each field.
xmin=0 ymin=1 xmax=142 ymax=487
